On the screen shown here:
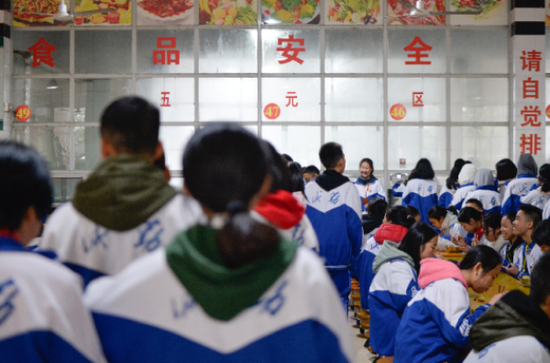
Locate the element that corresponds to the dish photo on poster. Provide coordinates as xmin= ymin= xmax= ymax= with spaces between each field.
xmin=199 ymin=0 xmax=257 ymax=25
xmin=449 ymin=0 xmax=507 ymax=25
xmin=137 ymin=0 xmax=194 ymax=25
xmin=387 ymin=0 xmax=445 ymax=25
xmin=74 ymin=0 xmax=132 ymax=25
xmin=326 ymin=0 xmax=380 ymax=25
xmin=13 ymin=0 xmax=70 ymax=27
xmin=261 ymin=0 xmax=320 ymax=24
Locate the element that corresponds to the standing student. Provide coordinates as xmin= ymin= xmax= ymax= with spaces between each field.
xmin=355 ymin=158 xmax=387 ymax=213
xmin=505 ymin=205 xmax=542 ymax=278
xmin=305 ymin=142 xmax=363 ymax=309
xmin=501 ymin=154 xmax=539 ymax=215
xmin=495 ymin=158 xmax=517 ymax=202
xmin=465 ymin=251 xmax=550 ymax=363
xmin=522 ymin=163 xmax=550 ymax=212
xmin=303 ymin=165 xmax=320 ymax=184
xmin=40 ymin=97 xmax=202 ymax=287
xmin=394 ymin=246 xmax=504 ymax=363
xmin=368 ymin=223 xmax=438 ymax=359
xmin=479 ymin=212 xmax=506 ymax=253
xmin=400 ymin=158 xmax=439 ymax=223
xmin=466 ymin=169 xmax=502 ymax=214
xmin=450 ymin=163 xmax=477 ymax=211
xmin=85 ymin=124 xmax=355 ymax=363
xmin=439 ymin=159 xmax=469 ymax=208
xmin=0 ymin=141 xmax=106 ymax=363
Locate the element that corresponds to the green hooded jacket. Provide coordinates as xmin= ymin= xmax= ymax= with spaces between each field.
xmin=372 ymin=240 xmax=416 ymax=274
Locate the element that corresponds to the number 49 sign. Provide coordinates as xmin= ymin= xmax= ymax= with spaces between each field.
xmin=15 ymin=105 xmax=32 ymax=122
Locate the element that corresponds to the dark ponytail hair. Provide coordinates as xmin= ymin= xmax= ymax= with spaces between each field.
xmin=460 ymin=245 xmax=501 ymax=272
xmin=446 ymin=159 xmax=469 ymax=190
xmin=483 ymin=212 xmax=502 ymax=230
xmin=538 ymin=164 xmax=550 ymax=193
xmin=428 ymin=206 xmax=447 ymax=221
xmin=408 ymin=158 xmax=435 ymax=181
xmin=398 ymin=222 xmax=439 ymax=274
xmin=386 ymin=206 xmax=416 ymax=229
xmin=263 ymin=141 xmax=292 ymax=193
xmin=458 ymin=207 xmax=483 ymax=224
xmin=183 ymin=123 xmax=279 ymax=269
xmin=288 ymin=162 xmax=305 ymax=194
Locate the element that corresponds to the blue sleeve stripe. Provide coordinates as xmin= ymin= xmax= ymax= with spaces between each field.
xmin=64 ymin=262 xmax=106 ymax=288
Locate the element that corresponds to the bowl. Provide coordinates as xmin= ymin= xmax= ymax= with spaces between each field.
xmin=446 ymin=246 xmax=460 ymax=253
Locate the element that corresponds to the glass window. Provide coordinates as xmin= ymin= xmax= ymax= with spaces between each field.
xmin=450 ymin=29 xmax=507 ymax=74
xmin=262 ymin=126 xmax=321 ymax=167
xmin=388 ymin=126 xmax=446 ymax=170
xmin=388 ymin=30 xmax=446 ymax=74
xmin=450 ymin=78 xmax=508 ymax=122
xmin=12 ymin=126 xmax=71 ymax=170
xmin=200 ymin=30 xmax=258 ymax=73
xmin=325 ymin=125 xmax=384 ymax=169
xmin=387 ymin=78 xmax=445 ymax=122
xmin=13 ymin=78 xmax=70 ymax=123
xmin=199 ymin=78 xmax=257 ymax=121
xmin=74 ymin=78 xmax=131 ymax=123
xmin=325 ymin=29 xmax=383 ymax=73
xmin=13 ymin=31 xmax=70 ymax=75
xmin=451 ymin=126 xmax=508 ymax=169
xmin=52 ymin=178 xmax=81 ymax=204
xmin=262 ymin=30 xmax=320 ymax=73
xmin=325 ymin=78 xmax=383 ymax=122
xmin=136 ymin=78 xmax=194 ymax=122
xmin=262 ymin=78 xmax=320 ymax=122
xmin=75 ymin=126 xmax=101 ymax=170
xmin=159 ymin=126 xmax=195 ymax=171
xmin=137 ymin=30 xmax=194 ymax=74
xmin=75 ymin=31 xmax=132 ymax=74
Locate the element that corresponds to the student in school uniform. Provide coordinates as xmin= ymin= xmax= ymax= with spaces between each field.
xmin=40 ymin=97 xmax=203 ymax=287
xmin=495 ymin=158 xmax=517 ymax=202
xmin=522 ymin=163 xmax=550 ymax=213
xmin=532 ymin=220 xmax=550 ymax=255
xmin=504 ymin=205 xmax=542 ymax=278
xmin=450 ymin=163 xmax=477 ymax=211
xmin=501 ymin=154 xmax=539 ymax=215
xmin=455 ymin=207 xmax=484 ymax=252
xmin=355 ymin=158 xmax=387 ymax=213
xmin=465 ymin=169 xmax=502 ymax=214
xmin=500 ymin=212 xmax=525 ymax=278
xmin=0 ymin=141 xmax=106 ymax=363
xmin=400 ymin=158 xmax=439 ymax=224
xmin=438 ymin=159 xmax=470 ymax=208
xmin=479 ymin=212 xmax=506 ymax=254
xmin=85 ymin=124 xmax=356 ymax=363
xmin=427 ymin=205 xmax=464 ymax=250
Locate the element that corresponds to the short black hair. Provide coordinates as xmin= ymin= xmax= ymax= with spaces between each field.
xmin=319 ymin=142 xmax=344 ymax=169
xmin=465 ymin=198 xmax=483 ymax=212
xmin=518 ymin=205 xmax=542 ymax=230
xmin=100 ymin=96 xmax=160 ymax=156
xmin=428 ymin=206 xmax=447 ymax=221
xmin=303 ymin=165 xmax=320 ymax=175
xmin=530 ymin=251 xmax=550 ymax=306
xmin=288 ymin=162 xmax=304 ymax=194
xmin=367 ymin=197 xmax=388 ymax=218
xmin=503 ymin=211 xmax=517 ymax=223
xmin=408 ymin=158 xmax=435 ymax=180
xmin=0 ymin=141 xmax=52 ymax=231
xmin=458 ymin=207 xmax=483 ymax=223
xmin=532 ymin=219 xmax=550 ymax=248
xmin=495 ymin=158 xmax=517 ymax=181
xmin=262 ymin=141 xmax=292 ymax=193
xmin=539 ymin=164 xmax=550 ymax=193
xmin=483 ymin=212 xmax=502 ymax=230
xmin=281 ymin=154 xmax=293 ymax=162
xmin=405 ymin=205 xmax=420 ymax=219
xmin=386 ymin=206 xmax=416 ymax=229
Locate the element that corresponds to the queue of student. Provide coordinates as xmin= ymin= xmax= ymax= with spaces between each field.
xmin=1 ymin=95 xmax=550 ymax=363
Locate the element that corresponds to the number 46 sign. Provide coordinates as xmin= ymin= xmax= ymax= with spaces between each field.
xmin=15 ymin=105 xmax=32 ymax=122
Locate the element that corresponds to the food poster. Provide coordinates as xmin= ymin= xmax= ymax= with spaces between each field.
xmin=326 ymin=0 xmax=380 ymax=25
xmin=199 ymin=0 xmax=257 ymax=25
xmin=14 ymin=0 xmax=70 ymax=27
xmin=73 ymin=0 xmax=131 ymax=25
xmin=449 ymin=0 xmax=507 ymax=25
xmin=138 ymin=0 xmax=194 ymax=25
xmin=387 ymin=0 xmax=445 ymax=25
xmin=546 ymin=0 xmax=550 ymax=26
xmin=262 ymin=0 xmax=320 ymax=24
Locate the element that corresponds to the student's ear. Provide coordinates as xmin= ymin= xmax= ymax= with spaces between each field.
xmin=470 ymin=218 xmax=476 ymax=226
xmin=153 ymin=141 xmax=164 ymax=162
xmin=526 ymin=220 xmax=534 ymax=230
xmin=473 ymin=262 xmax=483 ymax=277
xmin=439 ymin=217 xmax=445 ymax=224
xmin=101 ymin=139 xmax=116 ymax=158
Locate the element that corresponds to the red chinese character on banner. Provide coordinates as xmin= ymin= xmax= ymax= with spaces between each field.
xmin=403 ymin=36 xmax=432 ymax=65
xmin=153 ymin=37 xmax=180 ymax=66
xmin=520 ymin=105 xmax=542 ymax=126
xmin=161 ymin=92 xmax=171 ymax=107
xmin=523 ymin=77 xmax=539 ymax=99
xmin=277 ymin=35 xmax=306 ymax=65
xmin=28 ymin=38 xmax=57 ymax=68
xmin=285 ymin=92 xmax=298 ymax=107
xmin=519 ymin=134 xmax=542 ymax=155
xmin=520 ymin=50 xmax=542 ymax=72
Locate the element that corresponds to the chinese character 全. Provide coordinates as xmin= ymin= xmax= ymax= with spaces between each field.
xmin=403 ymin=36 xmax=432 ymax=65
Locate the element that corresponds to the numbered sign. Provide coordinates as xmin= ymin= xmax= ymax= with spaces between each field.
xmin=390 ymin=104 xmax=406 ymax=121
xmin=264 ymin=103 xmax=281 ymax=120
xmin=15 ymin=105 xmax=32 ymax=122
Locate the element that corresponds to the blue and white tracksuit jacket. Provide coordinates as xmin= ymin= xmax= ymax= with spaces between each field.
xmin=450 ymin=183 xmax=475 ymax=210
xmin=0 ymin=237 xmax=107 ymax=363
xmin=84 ymin=248 xmax=356 ymax=363
xmin=394 ymin=278 xmax=490 ymax=363
xmin=369 ymin=259 xmax=418 ymax=356
xmin=438 ymin=184 xmax=454 ymax=208
xmin=354 ymin=179 xmax=387 ymax=213
xmin=520 ymin=185 xmax=550 ymax=212
xmin=305 ymin=180 xmax=363 ymax=305
xmin=501 ymin=175 xmax=538 ymax=215
xmin=401 ymin=179 xmax=438 ymax=223
xmin=356 ymin=236 xmax=382 ymax=310
xmin=465 ymin=186 xmax=502 ymax=214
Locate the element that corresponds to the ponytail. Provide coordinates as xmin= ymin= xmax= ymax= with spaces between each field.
xmin=428 ymin=206 xmax=447 ymax=221
xmin=460 ymin=245 xmax=501 ymax=272
xmin=386 ymin=206 xmax=416 ymax=229
xmin=538 ymin=164 xmax=550 ymax=193
xmin=458 ymin=207 xmax=483 ymax=224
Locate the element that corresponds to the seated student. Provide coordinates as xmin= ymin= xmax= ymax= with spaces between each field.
xmin=532 ymin=220 xmax=550 ymax=255
xmin=0 ymin=141 xmax=106 ymax=363
xmin=439 ymin=159 xmax=470 ymax=208
xmin=500 ymin=212 xmax=524 ymax=277
xmin=450 ymin=163 xmax=477 ymax=210
xmin=451 ymin=199 xmax=484 ymax=247
xmin=394 ymin=246 xmax=504 ymax=363
xmin=495 ymin=158 xmax=517 ymax=202
xmin=362 ymin=197 xmax=388 ymax=239
xmin=455 ymin=207 xmax=484 ymax=252
xmin=406 ymin=205 xmax=421 ymax=223
xmin=369 ymin=223 xmax=438 ymax=359
xmin=303 ymin=165 xmax=320 ymax=184
xmin=40 ymin=97 xmax=203 ymax=287
xmin=357 ymin=206 xmax=415 ymax=311
xmin=400 ymin=158 xmax=439 ymax=223
xmin=504 ymin=205 xmax=542 ymax=278
xmin=502 ymin=154 xmax=539 ymax=215
xmin=466 ymin=168 xmax=502 ymax=214
xmin=428 ymin=205 xmax=463 ymax=250
xmin=465 ymin=251 xmax=550 ymax=363
xmin=305 ymin=142 xmax=363 ymax=310
xmin=355 ymin=158 xmax=387 ymax=213
xmin=522 ymin=163 xmax=550 ymax=213
xmin=479 ymin=212 xmax=506 ymax=253
xmin=85 ymin=124 xmax=355 ymax=363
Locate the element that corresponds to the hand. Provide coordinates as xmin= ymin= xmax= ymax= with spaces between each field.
xmin=503 ymin=263 xmax=518 ymax=276
xmin=452 ymin=235 xmax=465 ymax=245
xmin=488 ymin=292 xmax=508 ymax=305
xmin=471 ymin=237 xmax=480 ymax=247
